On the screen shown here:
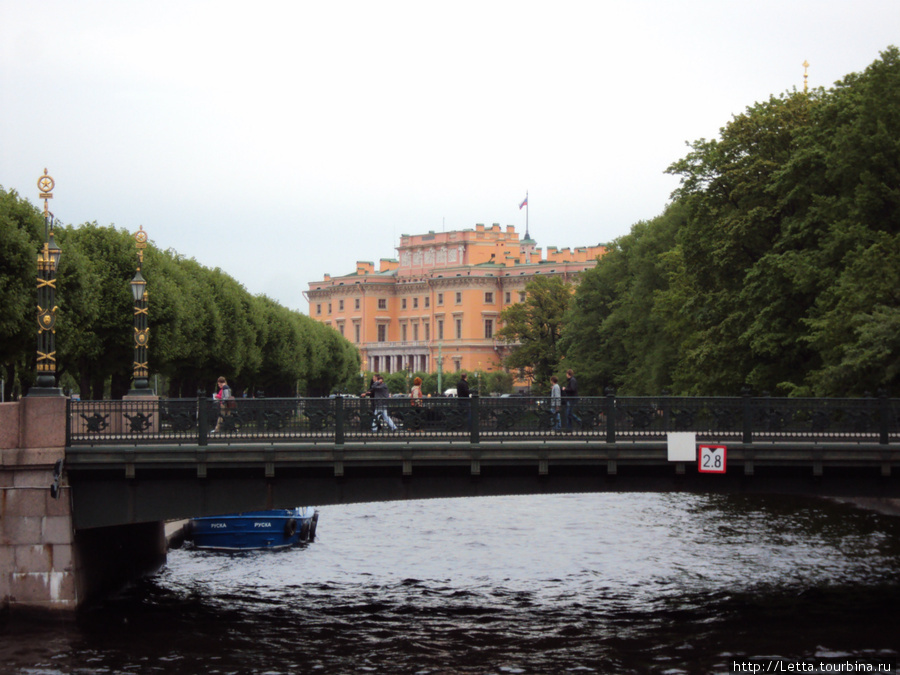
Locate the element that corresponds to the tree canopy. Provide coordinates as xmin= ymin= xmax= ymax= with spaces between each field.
xmin=563 ymin=46 xmax=900 ymax=397
xmin=0 ymin=196 xmax=360 ymax=399
xmin=496 ymin=275 xmax=573 ymax=392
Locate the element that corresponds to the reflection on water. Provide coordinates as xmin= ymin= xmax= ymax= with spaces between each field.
xmin=3 ymin=493 xmax=900 ymax=674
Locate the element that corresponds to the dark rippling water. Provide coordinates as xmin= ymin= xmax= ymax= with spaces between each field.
xmin=4 ymin=493 xmax=900 ymax=674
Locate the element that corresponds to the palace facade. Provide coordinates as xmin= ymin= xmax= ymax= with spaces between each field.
xmin=306 ymin=223 xmax=605 ymax=376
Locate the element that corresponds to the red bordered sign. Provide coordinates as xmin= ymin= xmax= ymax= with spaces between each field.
xmin=698 ymin=445 xmax=727 ymax=474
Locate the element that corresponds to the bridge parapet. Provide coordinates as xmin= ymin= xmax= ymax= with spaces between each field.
xmin=66 ymin=394 xmax=900 ymax=447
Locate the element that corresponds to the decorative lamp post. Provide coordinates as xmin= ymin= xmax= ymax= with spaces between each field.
xmin=30 ymin=169 xmax=63 ymax=396
xmin=129 ymin=226 xmax=153 ymax=395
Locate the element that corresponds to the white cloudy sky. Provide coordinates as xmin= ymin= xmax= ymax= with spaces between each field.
xmin=1 ymin=1 xmax=896 ymax=311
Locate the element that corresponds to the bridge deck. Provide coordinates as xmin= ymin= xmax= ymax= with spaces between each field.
xmin=64 ymin=395 xmax=900 ymax=529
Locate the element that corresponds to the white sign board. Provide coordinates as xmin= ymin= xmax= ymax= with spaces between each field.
xmin=666 ymin=432 xmax=697 ymax=462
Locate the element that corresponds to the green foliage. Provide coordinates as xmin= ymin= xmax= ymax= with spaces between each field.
xmin=0 ymin=188 xmax=44 ymax=398
xmin=496 ymin=275 xmax=573 ymax=389
xmin=561 ymin=204 xmax=685 ymax=395
xmin=482 ymin=370 xmax=513 ymax=395
xmin=0 ymin=189 xmax=360 ymax=399
xmin=563 ymin=45 xmax=900 ymax=396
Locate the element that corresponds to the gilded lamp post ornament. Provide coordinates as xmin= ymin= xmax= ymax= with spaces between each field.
xmin=129 ymin=225 xmax=153 ymax=395
xmin=30 ymin=169 xmax=63 ymax=396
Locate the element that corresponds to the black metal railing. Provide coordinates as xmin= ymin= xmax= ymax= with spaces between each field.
xmin=65 ymin=394 xmax=900 ymax=447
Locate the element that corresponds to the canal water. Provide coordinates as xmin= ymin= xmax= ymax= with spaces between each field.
xmin=3 ymin=493 xmax=900 ymax=674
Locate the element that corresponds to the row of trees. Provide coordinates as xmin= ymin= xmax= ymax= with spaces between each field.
xmin=501 ymin=46 xmax=900 ymax=398
xmin=0 ymin=193 xmax=361 ymax=400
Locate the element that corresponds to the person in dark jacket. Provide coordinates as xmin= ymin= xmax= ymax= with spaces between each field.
xmin=456 ymin=372 xmax=470 ymax=399
xmin=457 ymin=372 xmax=472 ymax=428
xmin=563 ymin=369 xmax=581 ymax=432
xmin=363 ymin=374 xmax=396 ymax=431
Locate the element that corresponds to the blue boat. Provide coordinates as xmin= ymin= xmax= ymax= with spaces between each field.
xmin=184 ymin=507 xmax=318 ymax=551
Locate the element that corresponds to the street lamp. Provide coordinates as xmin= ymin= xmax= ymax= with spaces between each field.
xmin=128 ymin=226 xmax=153 ymax=395
xmin=30 ymin=169 xmax=62 ymax=396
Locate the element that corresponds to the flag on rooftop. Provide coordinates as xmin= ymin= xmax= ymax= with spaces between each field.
xmin=519 ymin=196 xmax=528 ymax=209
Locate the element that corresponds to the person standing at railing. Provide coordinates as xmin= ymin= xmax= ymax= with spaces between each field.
xmin=212 ymin=376 xmax=233 ymax=433
xmin=457 ymin=372 xmax=471 ymax=429
xmin=410 ymin=377 xmax=423 ymax=406
xmin=550 ymin=375 xmax=562 ymax=431
xmin=563 ymin=369 xmax=581 ymax=432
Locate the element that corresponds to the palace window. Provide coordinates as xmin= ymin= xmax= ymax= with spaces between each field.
xmin=455 ymin=292 xmax=462 ymax=304
xmin=424 ymin=296 xmax=430 ymax=308
xmin=437 ymin=293 xmax=444 ymax=305
xmin=401 ymin=323 xmax=407 ymax=341
xmin=402 ymin=298 xmax=407 ymax=310
xmin=437 ymin=319 xmax=444 ymax=340
xmin=455 ymin=318 xmax=462 ymax=339
xmin=316 ymin=304 xmax=322 ymax=315
xmin=484 ymin=319 xmax=493 ymax=339
xmin=339 ymin=299 xmax=344 ymax=311
xmin=378 ymin=298 xmax=387 ymax=310
xmin=355 ymin=298 xmax=361 ymax=310
xmin=354 ymin=324 xmax=361 ymax=343
xmin=413 ymin=323 xmax=419 ymax=341
xmin=484 ymin=292 xmax=493 ymax=304
xmin=377 ymin=324 xmax=387 ymax=342
xmin=504 ymin=292 xmax=511 ymax=304
xmin=424 ymin=322 xmax=430 ymax=341
xmin=413 ymin=297 xmax=419 ymax=309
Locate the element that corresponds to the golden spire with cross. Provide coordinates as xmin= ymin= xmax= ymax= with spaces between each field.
xmin=803 ymin=60 xmax=810 ymax=94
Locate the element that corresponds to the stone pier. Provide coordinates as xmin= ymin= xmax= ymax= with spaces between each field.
xmin=1 ymin=396 xmax=166 ymax=614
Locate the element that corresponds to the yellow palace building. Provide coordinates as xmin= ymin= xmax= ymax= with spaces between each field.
xmin=306 ymin=223 xmax=606 ymax=376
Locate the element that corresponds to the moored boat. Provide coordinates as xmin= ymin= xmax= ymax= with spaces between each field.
xmin=183 ymin=506 xmax=318 ymax=551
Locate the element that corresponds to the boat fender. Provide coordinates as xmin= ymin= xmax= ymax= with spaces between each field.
xmin=284 ymin=518 xmax=297 ymax=537
xmin=309 ymin=511 xmax=319 ymax=541
xmin=300 ymin=519 xmax=311 ymax=541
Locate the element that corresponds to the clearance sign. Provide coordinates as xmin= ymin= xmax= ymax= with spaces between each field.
xmin=698 ymin=445 xmax=727 ymax=474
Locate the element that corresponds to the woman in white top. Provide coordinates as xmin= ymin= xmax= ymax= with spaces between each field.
xmin=550 ymin=375 xmax=562 ymax=431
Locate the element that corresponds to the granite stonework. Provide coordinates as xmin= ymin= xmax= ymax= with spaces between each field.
xmin=0 ymin=396 xmax=79 ymax=612
xmin=2 ymin=396 xmax=167 ymax=616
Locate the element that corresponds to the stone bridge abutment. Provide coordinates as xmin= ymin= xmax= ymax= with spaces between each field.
xmin=1 ymin=397 xmax=165 ymax=615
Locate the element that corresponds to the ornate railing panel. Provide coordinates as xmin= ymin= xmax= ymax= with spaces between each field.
xmin=66 ymin=394 xmax=900 ymax=447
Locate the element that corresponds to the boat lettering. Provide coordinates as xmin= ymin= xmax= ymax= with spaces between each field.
xmin=210 ymin=523 xmax=226 ymax=529
xmin=254 ymin=522 xmax=272 ymax=528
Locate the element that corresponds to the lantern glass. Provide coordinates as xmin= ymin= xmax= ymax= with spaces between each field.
xmin=131 ymin=269 xmax=146 ymax=302
xmin=47 ymin=232 xmax=62 ymax=269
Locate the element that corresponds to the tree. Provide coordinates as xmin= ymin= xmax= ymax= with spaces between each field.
xmin=662 ymin=90 xmax=818 ymax=394
xmin=561 ymin=204 xmax=685 ymax=395
xmin=54 ymin=223 xmax=137 ymax=399
xmin=496 ymin=275 xmax=573 ymax=391
xmin=0 ymin=187 xmax=44 ymax=398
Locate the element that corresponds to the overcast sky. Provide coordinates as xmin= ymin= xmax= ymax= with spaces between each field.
xmin=2 ymin=1 xmax=896 ymax=312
